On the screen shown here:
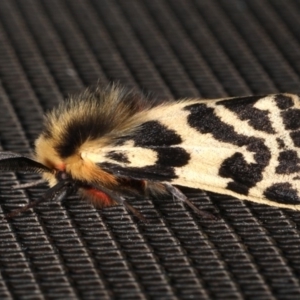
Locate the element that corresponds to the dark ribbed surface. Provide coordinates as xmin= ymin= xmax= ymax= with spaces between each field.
xmin=0 ymin=0 xmax=300 ymax=299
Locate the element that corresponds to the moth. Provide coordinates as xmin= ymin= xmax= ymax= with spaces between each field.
xmin=1 ymin=84 xmax=300 ymax=220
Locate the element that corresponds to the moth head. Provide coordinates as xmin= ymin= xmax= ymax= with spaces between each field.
xmin=34 ymin=132 xmax=117 ymax=188
xmin=0 ymin=152 xmax=79 ymax=217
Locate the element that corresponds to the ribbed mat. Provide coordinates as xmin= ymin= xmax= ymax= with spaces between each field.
xmin=0 ymin=0 xmax=300 ymax=299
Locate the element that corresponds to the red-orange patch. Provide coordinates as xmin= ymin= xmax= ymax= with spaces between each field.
xmin=85 ymin=187 xmax=114 ymax=207
xmin=55 ymin=163 xmax=66 ymax=171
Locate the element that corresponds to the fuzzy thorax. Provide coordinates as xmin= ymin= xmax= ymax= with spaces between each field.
xmin=33 ymin=84 xmax=159 ymax=188
xmin=35 ymin=134 xmax=117 ymax=187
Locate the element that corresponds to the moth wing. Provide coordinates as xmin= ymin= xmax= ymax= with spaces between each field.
xmin=83 ymin=93 xmax=300 ymax=209
xmin=88 ymin=142 xmax=300 ymax=210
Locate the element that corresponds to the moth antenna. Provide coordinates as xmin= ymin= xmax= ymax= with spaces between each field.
xmin=0 ymin=152 xmax=53 ymax=174
xmin=5 ymin=179 xmax=76 ymax=219
xmin=164 ymin=183 xmax=218 ymax=220
xmin=13 ymin=179 xmax=48 ymax=189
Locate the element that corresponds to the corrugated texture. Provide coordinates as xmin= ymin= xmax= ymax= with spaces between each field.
xmin=0 ymin=0 xmax=299 ymax=299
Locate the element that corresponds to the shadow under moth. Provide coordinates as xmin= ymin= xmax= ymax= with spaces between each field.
xmin=1 ymin=84 xmax=300 ymax=220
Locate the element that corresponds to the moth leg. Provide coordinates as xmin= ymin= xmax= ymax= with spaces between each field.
xmin=6 ymin=179 xmax=48 ymax=217
xmin=123 ymin=199 xmax=148 ymax=223
xmin=164 ymin=183 xmax=217 ymax=220
xmin=6 ymin=180 xmax=74 ymax=219
xmin=5 ymin=199 xmax=43 ymax=219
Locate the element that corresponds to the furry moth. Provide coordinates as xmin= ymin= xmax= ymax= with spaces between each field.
xmin=1 ymin=84 xmax=300 ymax=219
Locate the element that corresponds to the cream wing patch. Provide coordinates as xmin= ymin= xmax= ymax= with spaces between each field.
xmin=81 ymin=140 xmax=158 ymax=168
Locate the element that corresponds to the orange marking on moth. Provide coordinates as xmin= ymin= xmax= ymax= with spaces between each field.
xmin=55 ymin=163 xmax=66 ymax=171
xmin=85 ymin=187 xmax=114 ymax=207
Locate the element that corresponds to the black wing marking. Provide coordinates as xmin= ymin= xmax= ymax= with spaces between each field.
xmin=99 ymin=161 xmax=177 ymax=181
xmin=100 ymin=121 xmax=190 ymax=182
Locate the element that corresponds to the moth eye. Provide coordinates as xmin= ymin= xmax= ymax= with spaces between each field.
xmin=56 ymin=171 xmax=70 ymax=181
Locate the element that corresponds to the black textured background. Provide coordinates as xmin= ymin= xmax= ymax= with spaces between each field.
xmin=0 ymin=1 xmax=300 ymax=299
